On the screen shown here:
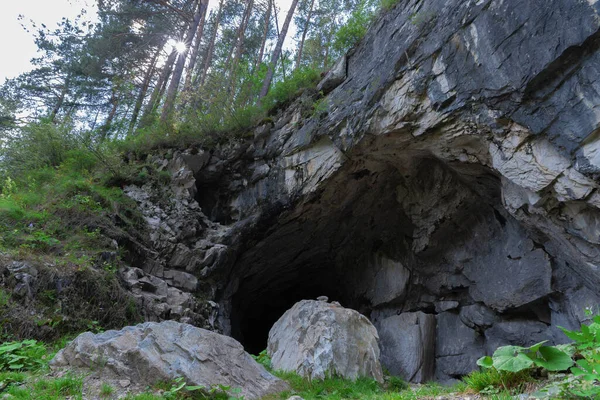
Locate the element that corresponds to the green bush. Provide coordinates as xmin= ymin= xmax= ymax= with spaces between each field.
xmin=477 ymin=340 xmax=573 ymax=373
xmin=333 ymin=1 xmax=375 ymax=54
xmin=548 ymin=315 xmax=600 ymax=398
xmin=251 ymin=349 xmax=272 ymax=370
xmin=0 ymin=119 xmax=79 ymax=178
xmin=0 ymin=340 xmax=47 ymax=371
xmin=386 ymin=375 xmax=408 ymax=392
xmin=463 ymin=368 xmax=532 ymax=395
xmin=261 ymin=67 xmax=321 ymax=112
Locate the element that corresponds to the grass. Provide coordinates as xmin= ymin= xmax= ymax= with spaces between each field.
xmin=262 ymin=371 xmax=466 ymax=400
xmin=463 ymin=367 xmax=534 ymax=397
xmin=2 ymin=374 xmax=83 ymax=400
xmin=100 ymin=382 xmax=115 ymax=397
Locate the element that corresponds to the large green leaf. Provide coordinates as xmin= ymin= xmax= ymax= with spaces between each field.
xmin=492 ymin=346 xmax=534 ymax=372
xmin=533 ymin=346 xmax=573 ymax=371
xmin=476 ymin=356 xmax=493 ymax=369
xmin=526 ymin=340 xmax=548 ymax=353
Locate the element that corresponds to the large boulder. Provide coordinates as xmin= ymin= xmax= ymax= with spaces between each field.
xmin=267 ymin=299 xmax=383 ymax=382
xmin=376 ymin=312 xmax=435 ymax=383
xmin=50 ymin=321 xmax=288 ymax=399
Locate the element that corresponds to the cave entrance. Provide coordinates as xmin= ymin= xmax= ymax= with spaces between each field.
xmin=224 ymin=153 xmax=509 ymax=358
xmin=230 ymin=264 xmax=347 ymax=354
xmin=226 ymin=156 xmax=421 ymax=354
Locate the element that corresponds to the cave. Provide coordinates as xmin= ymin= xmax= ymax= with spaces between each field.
xmin=223 ymin=144 xmax=562 ymax=379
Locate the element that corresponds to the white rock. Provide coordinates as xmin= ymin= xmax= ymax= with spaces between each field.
xmin=268 ymin=300 xmax=383 ymax=382
xmin=50 ymin=321 xmax=288 ymax=399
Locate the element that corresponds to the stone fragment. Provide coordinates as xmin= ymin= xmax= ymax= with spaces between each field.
xmin=376 ymin=312 xmax=435 ymax=383
xmin=366 ymin=254 xmax=410 ymax=306
xmin=317 ymin=56 xmax=346 ymax=94
xmin=268 ymin=300 xmax=383 ymax=382
xmin=490 ymin=138 xmax=570 ymax=192
xmin=459 ymin=304 xmax=497 ymax=330
xmin=50 ymin=321 xmax=288 ymax=399
xmin=554 ymin=168 xmax=596 ymax=202
xmin=435 ymin=301 xmax=459 ymax=313
xmin=163 ymin=269 xmax=198 ymax=292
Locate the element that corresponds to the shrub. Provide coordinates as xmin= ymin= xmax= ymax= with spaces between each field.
xmin=477 ymin=341 xmax=573 ymax=373
xmin=261 ymin=67 xmax=321 ymax=112
xmin=546 ymin=315 xmax=600 ymax=398
xmin=333 ymin=0 xmax=375 ymax=54
xmin=386 ymin=375 xmax=408 ymax=392
xmin=0 ymin=340 xmax=47 ymax=371
xmin=251 ymin=349 xmax=272 ymax=370
xmin=463 ymin=368 xmax=532 ymax=394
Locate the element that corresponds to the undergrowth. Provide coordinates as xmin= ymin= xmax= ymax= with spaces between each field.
xmin=119 ymin=66 xmax=322 ymax=157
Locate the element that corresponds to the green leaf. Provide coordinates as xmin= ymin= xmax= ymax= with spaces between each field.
xmin=527 ymin=340 xmax=548 ymax=353
xmin=533 ymin=346 xmax=573 ymax=371
xmin=571 ymin=367 xmax=598 ymax=381
xmin=185 ymin=385 xmax=205 ymax=391
xmin=8 ymin=364 xmax=24 ymax=370
xmin=476 ymin=356 xmax=493 ymax=369
xmin=559 ymin=326 xmax=586 ymax=342
xmin=0 ymin=343 xmax=22 ymax=353
xmin=492 ymin=346 xmax=534 ymax=372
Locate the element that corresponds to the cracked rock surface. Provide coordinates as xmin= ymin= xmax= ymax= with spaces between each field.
xmin=122 ymin=0 xmax=600 ymax=383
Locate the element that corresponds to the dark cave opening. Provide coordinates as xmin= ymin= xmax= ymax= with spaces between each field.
xmin=223 ymin=154 xmax=523 ymax=364
xmin=230 ymin=265 xmax=353 ymax=355
xmin=225 ymin=160 xmax=419 ymax=354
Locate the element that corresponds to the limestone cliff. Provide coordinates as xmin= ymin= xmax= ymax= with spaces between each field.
xmin=123 ymin=0 xmax=600 ymax=382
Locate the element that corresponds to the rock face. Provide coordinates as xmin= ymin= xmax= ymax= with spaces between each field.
xmin=50 ymin=321 xmax=288 ymax=399
xmin=119 ymin=0 xmax=600 ymax=384
xmin=268 ymin=300 xmax=384 ymax=382
xmin=377 ymin=312 xmax=435 ymax=383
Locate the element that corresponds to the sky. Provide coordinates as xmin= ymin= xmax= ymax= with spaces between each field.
xmin=0 ymin=0 xmax=97 ymax=83
xmin=0 ymin=0 xmax=296 ymax=84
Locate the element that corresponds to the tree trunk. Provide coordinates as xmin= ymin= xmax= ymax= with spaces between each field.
xmin=160 ymin=0 xmax=204 ymax=123
xmin=271 ymin=3 xmax=287 ymax=80
xmin=50 ymin=75 xmax=70 ymax=123
xmin=182 ymin=0 xmax=209 ymax=97
xmin=129 ymin=46 xmax=161 ymax=134
xmin=100 ymin=88 xmax=119 ymax=139
xmin=295 ymin=0 xmax=316 ymax=70
xmin=258 ymin=0 xmax=299 ymax=99
xmin=228 ymin=0 xmax=254 ymax=93
xmin=199 ymin=0 xmax=224 ymax=86
xmin=255 ymin=0 xmax=272 ymax=71
xmin=140 ymin=48 xmax=177 ymax=127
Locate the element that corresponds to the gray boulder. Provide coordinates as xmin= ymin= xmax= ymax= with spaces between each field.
xmin=376 ymin=312 xmax=435 ymax=383
xmin=50 ymin=321 xmax=288 ymax=399
xmin=268 ymin=300 xmax=383 ymax=382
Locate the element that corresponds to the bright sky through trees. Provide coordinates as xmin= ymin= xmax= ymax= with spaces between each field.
xmin=0 ymin=0 xmax=296 ymax=83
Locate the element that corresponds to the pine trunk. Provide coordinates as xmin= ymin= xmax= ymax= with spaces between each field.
xmin=182 ymin=0 xmax=209 ymax=97
xmin=199 ymin=0 xmax=224 ymax=86
xmin=50 ymin=75 xmax=70 ymax=123
xmin=255 ymin=0 xmax=272 ymax=70
xmin=258 ymin=0 xmax=300 ymax=99
xmin=228 ymin=0 xmax=254 ymax=93
xmin=295 ymin=0 xmax=316 ymax=70
xmin=129 ymin=46 xmax=161 ymax=134
xmin=160 ymin=0 xmax=204 ymax=123
xmin=140 ymin=48 xmax=177 ymax=127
